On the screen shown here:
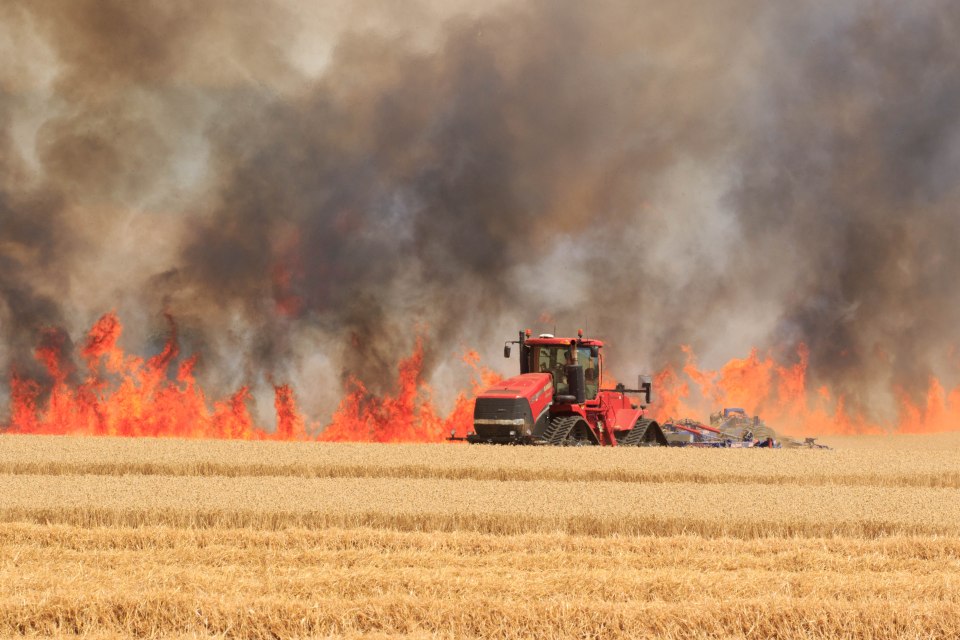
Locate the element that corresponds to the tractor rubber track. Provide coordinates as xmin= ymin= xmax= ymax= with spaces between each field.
xmin=540 ymin=416 xmax=579 ymax=445
xmin=618 ymin=418 xmax=660 ymax=446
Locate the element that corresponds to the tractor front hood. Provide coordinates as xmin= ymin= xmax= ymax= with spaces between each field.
xmin=470 ymin=373 xmax=553 ymax=443
xmin=478 ymin=373 xmax=553 ymax=401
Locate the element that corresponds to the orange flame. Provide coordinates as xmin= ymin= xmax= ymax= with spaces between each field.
xmin=10 ymin=314 xmax=956 ymax=440
xmin=3 ymin=313 xmax=498 ymax=442
xmin=652 ymin=343 xmax=960 ymax=435
xmin=6 ymin=313 xmax=290 ymax=439
xmin=320 ymin=345 xmax=501 ymax=442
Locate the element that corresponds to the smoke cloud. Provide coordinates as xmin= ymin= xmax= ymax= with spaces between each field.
xmin=2 ymin=0 xmax=959 ymax=426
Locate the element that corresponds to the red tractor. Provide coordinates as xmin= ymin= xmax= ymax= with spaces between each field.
xmin=461 ymin=330 xmax=668 ymax=446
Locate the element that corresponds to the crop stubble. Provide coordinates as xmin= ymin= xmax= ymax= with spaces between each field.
xmin=2 ymin=433 xmax=960 ymax=638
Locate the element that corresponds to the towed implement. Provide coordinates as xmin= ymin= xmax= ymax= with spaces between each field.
xmin=455 ymin=330 xmax=667 ymax=446
xmin=662 ymin=408 xmax=831 ymax=449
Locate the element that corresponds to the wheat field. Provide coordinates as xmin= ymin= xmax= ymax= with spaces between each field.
xmin=3 ymin=433 xmax=960 ymax=638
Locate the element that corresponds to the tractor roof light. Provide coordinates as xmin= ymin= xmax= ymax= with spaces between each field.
xmin=577 ymin=328 xmax=583 ymax=338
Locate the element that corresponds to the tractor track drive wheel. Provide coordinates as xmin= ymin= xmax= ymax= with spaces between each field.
xmin=619 ymin=418 xmax=668 ymax=446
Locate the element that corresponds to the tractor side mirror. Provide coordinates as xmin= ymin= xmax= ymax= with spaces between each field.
xmin=503 ymin=343 xmax=511 ymax=358
xmin=590 ymin=346 xmax=599 ymax=358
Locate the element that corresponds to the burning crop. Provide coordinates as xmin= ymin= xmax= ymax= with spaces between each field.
xmin=653 ymin=343 xmax=960 ymax=436
xmin=5 ymin=311 xmax=960 ymax=440
xmin=321 ymin=345 xmax=501 ymax=442
xmin=4 ymin=312 xmax=498 ymax=442
xmin=9 ymin=312 xmax=304 ymax=439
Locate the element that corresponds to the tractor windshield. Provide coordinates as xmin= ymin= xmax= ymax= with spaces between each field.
xmin=531 ymin=345 xmax=600 ymax=400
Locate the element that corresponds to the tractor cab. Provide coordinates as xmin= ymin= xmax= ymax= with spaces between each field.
xmin=526 ymin=339 xmax=601 ymax=400
xmin=502 ymin=329 xmax=602 ymax=405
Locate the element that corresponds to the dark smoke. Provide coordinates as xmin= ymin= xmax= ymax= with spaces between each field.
xmin=0 ymin=85 xmax=68 ymax=385
xmin=2 ymin=0 xmax=960 ymax=425
xmin=729 ymin=4 xmax=960 ymax=410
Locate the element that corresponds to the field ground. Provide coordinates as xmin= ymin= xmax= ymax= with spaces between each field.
xmin=2 ymin=433 xmax=960 ymax=638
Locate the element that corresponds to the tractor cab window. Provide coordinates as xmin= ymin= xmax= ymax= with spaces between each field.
xmin=534 ymin=346 xmax=571 ymax=395
xmin=579 ymin=347 xmax=599 ymax=400
xmin=531 ymin=345 xmax=600 ymax=400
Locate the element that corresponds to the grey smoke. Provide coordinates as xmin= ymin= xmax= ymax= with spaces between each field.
xmin=2 ymin=0 xmax=959 ymax=427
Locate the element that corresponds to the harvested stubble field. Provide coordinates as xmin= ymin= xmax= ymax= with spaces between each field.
xmin=2 ymin=433 xmax=960 ymax=638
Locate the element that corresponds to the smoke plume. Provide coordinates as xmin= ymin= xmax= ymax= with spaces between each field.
xmin=2 ymin=0 xmax=960 ymax=427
